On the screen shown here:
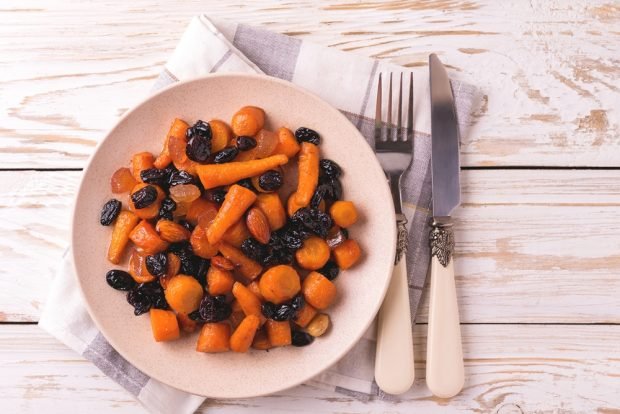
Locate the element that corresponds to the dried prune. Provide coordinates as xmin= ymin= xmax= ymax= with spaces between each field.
xmin=140 ymin=168 xmax=168 ymax=187
xmin=158 ymin=208 xmax=173 ymax=221
xmin=291 ymin=208 xmax=332 ymax=238
xmin=131 ymin=185 xmax=158 ymax=209
xmin=186 ymin=120 xmax=212 ymax=162
xmin=236 ymin=178 xmax=256 ymax=192
xmin=213 ymin=147 xmax=239 ymax=164
xmin=291 ymin=330 xmax=315 ymax=347
xmin=319 ymin=159 xmax=342 ymax=179
xmin=316 ymin=178 xmax=342 ymax=203
xmin=261 ymin=302 xmax=277 ymax=319
xmin=127 ymin=288 xmax=151 ymax=316
xmin=295 ymin=127 xmax=320 ymax=145
xmin=291 ymin=294 xmax=304 ymax=311
xmin=258 ymin=170 xmax=283 ymax=192
xmin=145 ymin=252 xmax=167 ymax=277
xmin=241 ymin=238 xmax=269 ymax=263
xmin=317 ymin=261 xmax=340 ymax=281
xmin=193 ymin=257 xmax=210 ymax=286
xmin=273 ymin=304 xmax=295 ymax=321
xmin=235 ymin=135 xmax=257 ymax=151
xmin=168 ymin=170 xmax=195 ymax=187
xmin=140 ymin=282 xmax=168 ymax=310
xmin=209 ymin=188 xmax=227 ymax=204
xmin=161 ymin=197 xmax=176 ymax=212
xmin=178 ymin=219 xmax=195 ymax=232
xmin=100 ymin=199 xmax=121 ymax=226
xmin=197 ymin=295 xmax=232 ymax=322
xmin=106 ymin=269 xmax=135 ymax=291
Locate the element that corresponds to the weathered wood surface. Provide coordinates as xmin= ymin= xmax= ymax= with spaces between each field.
xmin=2 ymin=169 xmax=619 ymax=323
xmin=0 ymin=0 xmax=618 ymax=168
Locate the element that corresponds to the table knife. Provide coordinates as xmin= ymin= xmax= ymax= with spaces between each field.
xmin=426 ymin=53 xmax=465 ymax=398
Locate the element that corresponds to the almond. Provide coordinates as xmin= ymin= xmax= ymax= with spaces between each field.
xmin=156 ymin=219 xmax=191 ymax=242
xmin=246 ymin=207 xmax=271 ymax=244
xmin=211 ymin=255 xmax=235 ymax=271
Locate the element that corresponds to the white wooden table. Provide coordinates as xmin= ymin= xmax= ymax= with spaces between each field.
xmin=2 ymin=1 xmax=619 ymax=412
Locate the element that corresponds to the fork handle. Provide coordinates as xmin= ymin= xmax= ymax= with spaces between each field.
xmin=375 ymin=220 xmax=415 ymax=394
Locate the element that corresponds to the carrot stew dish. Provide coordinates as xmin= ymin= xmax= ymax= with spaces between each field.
xmin=100 ymin=106 xmax=362 ymax=352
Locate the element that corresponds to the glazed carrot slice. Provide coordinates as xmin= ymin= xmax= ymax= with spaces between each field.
xmin=251 ymin=328 xmax=272 ymax=350
xmin=329 ymin=201 xmax=359 ymax=228
xmin=196 ymin=322 xmax=231 ymax=353
xmin=196 ymin=154 xmax=289 ymax=189
xmin=221 ymin=219 xmax=251 ymax=247
xmin=265 ymin=320 xmax=292 ymax=347
xmin=231 ymin=106 xmax=265 ymax=137
xmin=218 ymin=242 xmax=263 ymax=280
xmin=254 ymin=192 xmax=287 ymax=230
xmin=186 ymin=198 xmax=218 ymax=227
xmin=247 ymin=281 xmax=264 ymax=301
xmin=207 ymin=185 xmax=257 ymax=244
xmin=295 ymin=142 xmax=319 ymax=206
xmin=293 ymin=303 xmax=317 ymax=328
xmin=164 ymin=274 xmax=203 ymax=314
xmin=177 ymin=312 xmax=198 ymax=334
xmin=107 ymin=210 xmax=139 ymax=264
xmin=295 ymin=236 xmax=330 ymax=270
xmin=332 ymin=239 xmax=362 ymax=270
xmin=128 ymin=220 xmax=169 ymax=254
xmin=230 ymin=315 xmax=260 ymax=353
xmin=232 ymin=282 xmax=262 ymax=318
xmin=209 ymin=119 xmax=233 ymax=153
xmin=287 ymin=191 xmax=306 ymax=217
xmin=154 ymin=118 xmax=189 ymax=169
xmin=273 ymin=127 xmax=300 ymax=158
xmin=207 ymin=266 xmax=235 ymax=296
xmin=128 ymin=249 xmax=156 ymax=283
xmin=259 ymin=265 xmax=301 ymax=304
xmin=131 ymin=152 xmax=155 ymax=182
xmin=190 ymin=225 xmax=219 ymax=259
xmin=301 ymin=271 xmax=337 ymax=310
xmin=149 ymin=309 xmax=180 ymax=342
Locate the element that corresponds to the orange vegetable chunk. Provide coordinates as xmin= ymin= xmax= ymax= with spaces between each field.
xmin=255 ymin=192 xmax=287 ymax=230
xmin=164 ymin=274 xmax=204 ymax=314
xmin=221 ymin=219 xmax=251 ymax=247
xmin=209 ymin=119 xmax=233 ymax=152
xmin=196 ymin=323 xmax=231 ymax=353
xmin=265 ymin=320 xmax=292 ymax=347
xmin=273 ymin=127 xmax=300 ymax=158
xmin=333 ymin=239 xmax=362 ymax=269
xmin=190 ymin=225 xmax=219 ymax=259
xmin=107 ymin=210 xmax=140 ymax=264
xmin=218 ymin=243 xmax=263 ymax=280
xmin=230 ymin=315 xmax=260 ymax=353
xmin=295 ymin=236 xmax=330 ymax=270
xmin=154 ymin=118 xmax=189 ymax=169
xmin=259 ymin=265 xmax=301 ymax=304
xmin=232 ymin=282 xmax=262 ymax=318
xmin=131 ymin=152 xmax=155 ymax=182
xmin=231 ymin=106 xmax=265 ymax=137
xmin=207 ymin=185 xmax=257 ymax=244
xmin=110 ymin=167 xmax=138 ymax=194
xmin=295 ymin=142 xmax=319 ymax=206
xmin=207 ymin=266 xmax=235 ymax=296
xmin=301 ymin=271 xmax=337 ymax=310
xmin=128 ymin=249 xmax=156 ymax=283
xmin=149 ymin=309 xmax=180 ymax=342
xmin=177 ymin=312 xmax=198 ymax=334
xmin=252 ymin=328 xmax=272 ymax=350
xmin=196 ymin=154 xmax=289 ymax=189
xmin=129 ymin=220 xmax=169 ymax=254
xmin=330 ymin=201 xmax=359 ymax=228
xmin=293 ymin=303 xmax=317 ymax=328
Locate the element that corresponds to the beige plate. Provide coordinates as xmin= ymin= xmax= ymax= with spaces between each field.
xmin=72 ymin=73 xmax=396 ymax=399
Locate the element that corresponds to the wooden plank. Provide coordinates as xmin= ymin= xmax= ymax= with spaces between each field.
xmin=0 ymin=0 xmax=618 ymax=168
xmin=1 ymin=324 xmax=619 ymax=413
xmin=2 ymin=169 xmax=619 ymax=323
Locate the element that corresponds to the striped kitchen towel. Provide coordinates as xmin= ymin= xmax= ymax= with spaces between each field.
xmin=40 ymin=15 xmax=479 ymax=414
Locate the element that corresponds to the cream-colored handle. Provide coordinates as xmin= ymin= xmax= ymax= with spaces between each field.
xmin=426 ymin=255 xmax=464 ymax=398
xmin=375 ymin=257 xmax=415 ymax=394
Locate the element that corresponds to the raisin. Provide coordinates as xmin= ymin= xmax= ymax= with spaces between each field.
xmin=319 ymin=159 xmax=342 ymax=179
xmin=145 ymin=252 xmax=167 ymax=277
xmin=316 ymin=178 xmax=342 ymax=203
xmin=236 ymin=178 xmax=256 ymax=192
xmin=213 ymin=147 xmax=239 ymax=164
xmin=235 ymin=135 xmax=257 ymax=151
xmin=168 ymin=170 xmax=195 ymax=187
xmin=291 ymin=294 xmax=304 ymax=311
xmin=261 ymin=302 xmax=277 ymax=319
xmin=197 ymin=295 xmax=232 ymax=322
xmin=208 ymin=188 xmax=227 ymax=204
xmin=140 ymin=282 xmax=168 ymax=310
xmin=100 ymin=199 xmax=121 ymax=226
xmin=177 ymin=219 xmax=195 ymax=232
xmin=258 ymin=170 xmax=283 ymax=192
xmin=291 ymin=208 xmax=332 ymax=238
xmin=140 ymin=168 xmax=168 ymax=187
xmin=127 ymin=288 xmax=151 ymax=316
xmin=131 ymin=185 xmax=158 ymax=209
xmin=295 ymin=127 xmax=320 ymax=145
xmin=291 ymin=330 xmax=315 ymax=347
xmin=273 ymin=304 xmax=295 ymax=321
xmin=193 ymin=257 xmax=210 ymax=286
xmin=161 ymin=197 xmax=177 ymax=212
xmin=186 ymin=120 xmax=212 ymax=162
xmin=105 ymin=269 xmax=135 ymax=291
xmin=241 ymin=238 xmax=269 ymax=263
xmin=317 ymin=261 xmax=340 ymax=281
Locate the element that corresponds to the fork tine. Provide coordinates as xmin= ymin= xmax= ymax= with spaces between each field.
xmin=375 ymin=73 xmax=383 ymax=142
xmin=407 ymin=72 xmax=413 ymax=142
xmin=397 ymin=72 xmax=403 ymax=141
xmin=387 ymin=73 xmax=393 ymax=141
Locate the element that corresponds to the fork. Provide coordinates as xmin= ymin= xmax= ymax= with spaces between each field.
xmin=373 ymin=72 xmax=416 ymax=394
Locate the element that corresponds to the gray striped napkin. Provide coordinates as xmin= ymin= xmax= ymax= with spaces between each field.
xmin=39 ymin=15 xmax=479 ymax=414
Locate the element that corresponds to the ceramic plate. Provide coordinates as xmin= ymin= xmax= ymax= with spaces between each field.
xmin=72 ymin=73 xmax=396 ymax=398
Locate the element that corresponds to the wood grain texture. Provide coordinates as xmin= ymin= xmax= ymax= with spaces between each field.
xmin=1 ymin=324 xmax=619 ymax=413
xmin=2 ymin=169 xmax=619 ymax=323
xmin=0 ymin=0 xmax=618 ymax=168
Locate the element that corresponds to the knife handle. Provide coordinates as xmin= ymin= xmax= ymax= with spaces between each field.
xmin=375 ymin=221 xmax=415 ymax=394
xmin=426 ymin=217 xmax=464 ymax=398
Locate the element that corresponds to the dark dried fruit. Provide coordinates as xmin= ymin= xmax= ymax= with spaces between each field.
xmin=291 ymin=294 xmax=304 ymax=311
xmin=258 ymin=170 xmax=283 ymax=192
xmin=291 ymin=330 xmax=315 ymax=347
xmin=168 ymin=170 xmax=195 ymax=187
xmin=213 ymin=147 xmax=239 ymax=164
xmin=193 ymin=257 xmax=210 ymax=286
xmin=161 ymin=197 xmax=176 ymax=212
xmin=209 ymin=188 xmax=227 ymax=204
xmin=140 ymin=282 xmax=169 ymax=310
xmin=197 ymin=295 xmax=232 ymax=322
xmin=295 ymin=127 xmax=320 ymax=145
xmin=178 ymin=219 xmax=195 ymax=232
xmin=314 ymin=178 xmax=342 ymax=206
xmin=261 ymin=302 xmax=277 ymax=319
xmin=145 ymin=252 xmax=167 ymax=277
xmin=158 ymin=208 xmax=173 ymax=221
xmin=100 ymin=199 xmax=121 ymax=226
xmin=236 ymin=178 xmax=256 ymax=192
xmin=318 ymin=261 xmax=340 ymax=281
xmin=186 ymin=120 xmax=212 ymax=162
xmin=106 ymin=269 xmax=136 ymax=291
xmin=291 ymin=208 xmax=332 ymax=238
xmin=140 ymin=168 xmax=168 ymax=187
xmin=127 ymin=288 xmax=151 ymax=316
xmin=319 ymin=159 xmax=342 ymax=179
xmin=273 ymin=304 xmax=295 ymax=321
xmin=131 ymin=185 xmax=158 ymax=209
xmin=241 ymin=238 xmax=269 ymax=263
xmin=235 ymin=135 xmax=257 ymax=151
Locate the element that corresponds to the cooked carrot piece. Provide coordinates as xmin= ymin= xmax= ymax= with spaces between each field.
xmin=247 ymin=281 xmax=264 ymax=301
xmin=301 ymin=271 xmax=337 ymax=310
xmin=190 ymin=225 xmax=220 ymax=259
xmin=196 ymin=154 xmax=289 ymax=189
xmin=131 ymin=152 xmax=155 ymax=182
xmin=107 ymin=210 xmax=140 ymax=264
xmin=129 ymin=220 xmax=169 ymax=254
xmin=211 ymin=255 xmax=235 ymax=271
xmin=251 ymin=328 xmax=272 ymax=350
xmin=164 ymin=274 xmax=204 ymax=314
xmin=229 ymin=300 xmax=245 ymax=329
xmin=295 ymin=142 xmax=319 ymax=206
xmin=209 ymin=119 xmax=233 ymax=152
xmin=207 ymin=266 xmax=234 ymax=296
xmin=129 ymin=183 xmax=165 ymax=220
xmin=160 ymin=252 xmax=180 ymax=289
xmin=231 ymin=106 xmax=265 ymax=137
xmin=218 ymin=242 xmax=263 ymax=280
xmin=265 ymin=320 xmax=292 ymax=347
xmin=221 ymin=219 xmax=251 ymax=247
xmin=156 ymin=219 xmax=191 ymax=242
xmin=287 ymin=191 xmax=305 ymax=217
xmin=295 ymin=236 xmax=330 ymax=270
xmin=186 ymin=198 xmax=218 ymax=227
xmin=259 ymin=265 xmax=301 ymax=304
xmin=110 ymin=167 xmax=138 ymax=194
xmin=255 ymin=192 xmax=287 ymax=230
xmin=177 ymin=312 xmax=198 ymax=334
xmin=196 ymin=323 xmax=231 ymax=353
xmin=207 ymin=185 xmax=257 ymax=244
xmin=330 ymin=201 xmax=359 ymax=228
xmin=128 ymin=249 xmax=156 ymax=283
xmin=230 ymin=315 xmax=260 ymax=353
xmin=232 ymin=282 xmax=262 ymax=318
xmin=149 ymin=309 xmax=180 ymax=342
xmin=154 ymin=118 xmax=189 ymax=169
xmin=273 ymin=127 xmax=300 ymax=158
xmin=293 ymin=303 xmax=317 ymax=328
xmin=332 ymin=239 xmax=362 ymax=269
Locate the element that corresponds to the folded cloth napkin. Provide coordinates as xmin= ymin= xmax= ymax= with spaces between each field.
xmin=40 ymin=15 xmax=479 ymax=414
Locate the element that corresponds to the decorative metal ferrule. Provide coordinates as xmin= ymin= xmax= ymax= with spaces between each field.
xmin=430 ymin=216 xmax=454 ymax=267
xmin=395 ymin=214 xmax=408 ymax=265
